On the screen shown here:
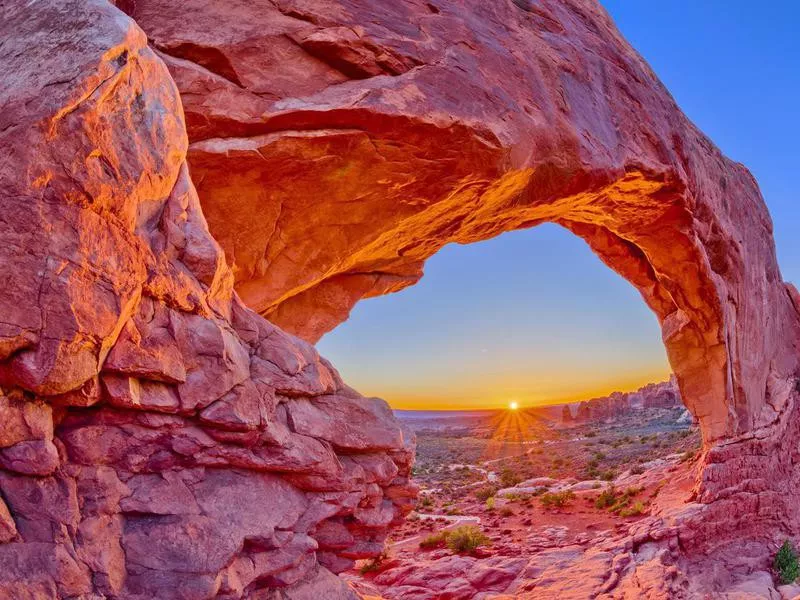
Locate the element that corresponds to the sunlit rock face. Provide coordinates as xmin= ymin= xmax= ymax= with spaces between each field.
xmin=122 ymin=0 xmax=800 ymax=446
xmin=568 ymin=378 xmax=682 ymax=422
xmin=0 ymin=2 xmax=413 ymax=597
xmin=2 ymin=0 xmax=800 ymax=597
xmin=122 ymin=0 xmax=800 ymax=562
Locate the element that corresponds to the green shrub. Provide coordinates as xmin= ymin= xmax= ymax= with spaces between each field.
xmin=539 ymin=490 xmax=575 ymax=510
xmin=419 ymin=531 xmax=448 ymax=549
xmin=359 ymin=550 xmax=388 ymax=574
xmin=485 ymin=497 xmax=495 ymax=511
xmin=595 ymin=486 xmax=617 ymax=509
xmin=619 ymin=501 xmax=646 ymax=518
xmin=421 ymin=526 xmax=491 ymax=554
xmin=446 ymin=525 xmax=491 ymax=554
xmin=499 ymin=468 xmax=522 ymax=488
xmin=600 ymin=470 xmax=616 ymax=481
xmin=774 ymin=540 xmax=800 ymax=585
xmin=504 ymin=492 xmax=531 ymax=503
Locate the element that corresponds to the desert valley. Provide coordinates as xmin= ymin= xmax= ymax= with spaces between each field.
xmin=346 ymin=381 xmax=713 ymax=598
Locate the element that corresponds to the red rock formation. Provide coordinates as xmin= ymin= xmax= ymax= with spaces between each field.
xmin=119 ymin=0 xmax=800 ymax=587
xmin=2 ymin=0 xmax=800 ymax=598
xmin=0 ymin=2 xmax=413 ymax=598
xmin=121 ymin=0 xmax=800 ymax=447
xmin=572 ymin=378 xmax=682 ymax=422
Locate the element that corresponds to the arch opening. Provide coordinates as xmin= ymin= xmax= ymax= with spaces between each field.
xmin=317 ymin=222 xmax=675 ymax=415
xmin=316 ymin=222 xmax=701 ymax=501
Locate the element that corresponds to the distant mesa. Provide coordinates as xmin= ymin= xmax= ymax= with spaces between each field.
xmin=561 ymin=377 xmax=686 ymax=424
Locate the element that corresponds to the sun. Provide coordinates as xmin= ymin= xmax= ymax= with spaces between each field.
xmin=509 ymin=401 xmax=519 ymax=411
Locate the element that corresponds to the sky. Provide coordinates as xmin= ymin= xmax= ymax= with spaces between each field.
xmin=317 ymin=0 xmax=800 ymax=411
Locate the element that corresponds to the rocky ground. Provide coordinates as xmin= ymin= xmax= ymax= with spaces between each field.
xmin=343 ymin=408 xmax=800 ymax=599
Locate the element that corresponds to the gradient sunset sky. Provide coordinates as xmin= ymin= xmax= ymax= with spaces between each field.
xmin=318 ymin=0 xmax=800 ymax=411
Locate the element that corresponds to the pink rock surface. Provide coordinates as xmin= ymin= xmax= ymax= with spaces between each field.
xmin=0 ymin=1 xmax=411 ymax=598
xmin=120 ymin=0 xmax=800 ymax=578
xmin=123 ymin=0 xmax=800 ymax=448
xmin=1 ymin=0 xmax=799 ymax=598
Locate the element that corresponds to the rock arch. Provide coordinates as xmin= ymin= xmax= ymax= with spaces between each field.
xmin=126 ymin=0 xmax=800 ymax=447
xmin=1 ymin=0 xmax=799 ymax=598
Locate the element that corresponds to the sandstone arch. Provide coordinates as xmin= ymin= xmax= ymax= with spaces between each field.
xmin=1 ymin=0 xmax=799 ymax=598
xmin=125 ymin=0 xmax=800 ymax=448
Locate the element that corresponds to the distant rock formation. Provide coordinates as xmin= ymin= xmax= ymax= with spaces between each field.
xmin=567 ymin=378 xmax=682 ymax=423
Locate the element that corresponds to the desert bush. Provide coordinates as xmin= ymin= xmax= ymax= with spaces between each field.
xmin=499 ymin=468 xmax=522 ymax=488
xmin=474 ymin=485 xmax=497 ymax=501
xmin=595 ymin=486 xmax=617 ymax=509
xmin=419 ymin=531 xmax=449 ymax=549
xmin=446 ymin=525 xmax=491 ymax=554
xmin=619 ymin=501 xmax=646 ymax=518
xmin=774 ymin=540 xmax=800 ymax=585
xmin=418 ymin=496 xmax=433 ymax=509
xmin=485 ymin=497 xmax=495 ymax=511
xmin=505 ymin=492 xmax=531 ymax=503
xmin=539 ymin=490 xmax=575 ymax=510
xmin=359 ymin=550 xmax=389 ymax=574
xmin=630 ymin=464 xmax=645 ymax=475
xmin=600 ymin=470 xmax=616 ymax=481
xmin=500 ymin=506 xmax=514 ymax=517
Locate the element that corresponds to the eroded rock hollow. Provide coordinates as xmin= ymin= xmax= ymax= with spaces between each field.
xmin=1 ymin=0 xmax=799 ymax=598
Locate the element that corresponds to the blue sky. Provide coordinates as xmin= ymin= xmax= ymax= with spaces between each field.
xmin=318 ymin=0 xmax=800 ymax=410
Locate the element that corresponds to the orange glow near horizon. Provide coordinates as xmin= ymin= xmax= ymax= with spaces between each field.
xmin=316 ymin=224 xmax=674 ymax=413
xmin=370 ymin=364 xmax=672 ymax=411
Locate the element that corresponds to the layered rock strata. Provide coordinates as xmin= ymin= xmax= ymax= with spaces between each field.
xmin=0 ymin=2 xmax=413 ymax=598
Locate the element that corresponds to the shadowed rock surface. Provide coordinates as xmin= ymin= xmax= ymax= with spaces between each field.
xmin=1 ymin=0 xmax=799 ymax=598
